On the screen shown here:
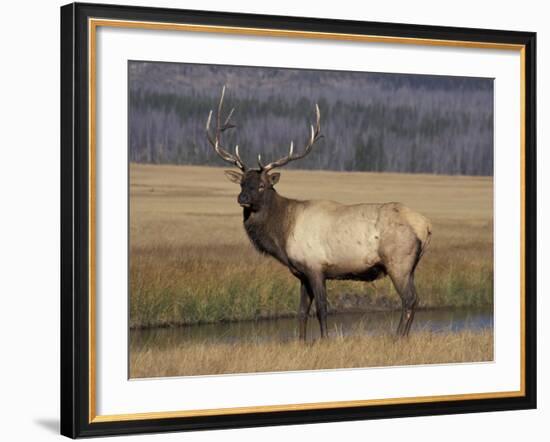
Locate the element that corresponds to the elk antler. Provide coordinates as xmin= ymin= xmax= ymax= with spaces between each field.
xmin=258 ymin=104 xmax=322 ymax=172
xmin=206 ymin=85 xmax=247 ymax=171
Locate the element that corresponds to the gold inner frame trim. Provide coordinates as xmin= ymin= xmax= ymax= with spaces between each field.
xmin=88 ymin=17 xmax=527 ymax=424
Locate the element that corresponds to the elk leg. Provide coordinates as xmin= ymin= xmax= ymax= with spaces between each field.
xmin=308 ymin=273 xmax=328 ymax=339
xmin=389 ymin=272 xmax=417 ymax=337
xmin=402 ymin=276 xmax=418 ymax=336
xmin=298 ymin=280 xmax=314 ymax=341
xmin=397 ymin=309 xmax=406 ymax=336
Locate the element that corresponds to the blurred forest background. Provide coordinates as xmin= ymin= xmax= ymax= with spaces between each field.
xmin=128 ymin=61 xmax=494 ymax=175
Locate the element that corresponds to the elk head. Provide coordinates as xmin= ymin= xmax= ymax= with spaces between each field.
xmin=206 ymin=86 xmax=322 ymax=212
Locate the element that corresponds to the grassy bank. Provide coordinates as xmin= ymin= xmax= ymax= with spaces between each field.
xmin=129 ymin=164 xmax=493 ymax=329
xmin=130 ymin=329 xmax=493 ymax=378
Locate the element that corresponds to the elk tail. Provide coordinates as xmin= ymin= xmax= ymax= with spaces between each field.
xmin=418 ymin=222 xmax=432 ymax=261
xmin=402 ymin=206 xmax=432 ymax=262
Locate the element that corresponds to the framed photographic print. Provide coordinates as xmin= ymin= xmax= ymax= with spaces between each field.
xmin=60 ymin=2 xmax=537 ymax=438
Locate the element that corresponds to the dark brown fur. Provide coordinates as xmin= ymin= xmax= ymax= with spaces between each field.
xmin=243 ymin=190 xmax=296 ymax=267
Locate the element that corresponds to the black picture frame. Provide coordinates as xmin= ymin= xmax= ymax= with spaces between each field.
xmin=60 ymin=2 xmax=537 ymax=438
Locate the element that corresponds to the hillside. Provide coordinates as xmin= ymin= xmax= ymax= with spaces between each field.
xmin=129 ymin=61 xmax=494 ymax=175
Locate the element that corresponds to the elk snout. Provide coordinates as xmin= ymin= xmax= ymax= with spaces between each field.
xmin=238 ymin=193 xmax=251 ymax=208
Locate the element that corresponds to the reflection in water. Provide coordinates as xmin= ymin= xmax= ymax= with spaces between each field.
xmin=130 ymin=307 xmax=493 ymax=350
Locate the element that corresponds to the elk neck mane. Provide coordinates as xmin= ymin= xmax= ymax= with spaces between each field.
xmin=242 ymin=189 xmax=296 ymax=266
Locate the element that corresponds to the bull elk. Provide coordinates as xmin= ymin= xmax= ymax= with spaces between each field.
xmin=206 ymin=86 xmax=432 ymax=340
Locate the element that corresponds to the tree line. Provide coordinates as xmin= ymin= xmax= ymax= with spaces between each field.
xmin=129 ymin=62 xmax=494 ymax=175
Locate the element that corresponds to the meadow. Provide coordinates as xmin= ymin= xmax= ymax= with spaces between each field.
xmin=130 ymin=329 xmax=494 ymax=378
xmin=129 ymin=164 xmax=493 ymax=377
xmin=129 ymin=163 xmax=493 ymax=329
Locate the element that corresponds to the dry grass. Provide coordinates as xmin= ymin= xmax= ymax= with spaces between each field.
xmin=130 ymin=329 xmax=493 ymax=378
xmin=130 ymin=164 xmax=493 ymax=328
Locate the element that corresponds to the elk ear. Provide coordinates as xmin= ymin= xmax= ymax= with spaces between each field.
xmin=268 ymin=172 xmax=280 ymax=186
xmin=224 ymin=170 xmax=243 ymax=184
